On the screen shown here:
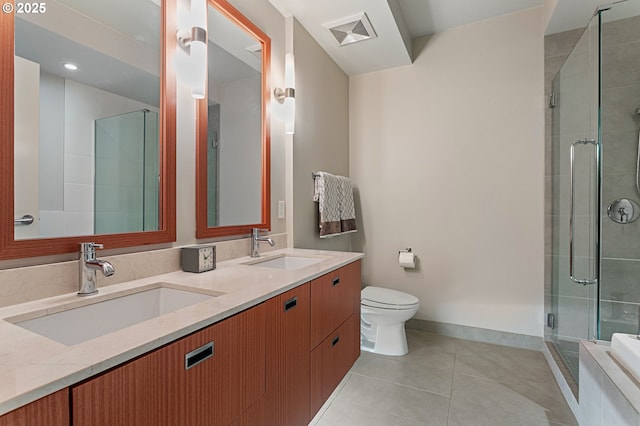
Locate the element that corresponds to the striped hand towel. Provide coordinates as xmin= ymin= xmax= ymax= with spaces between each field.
xmin=313 ymin=172 xmax=357 ymax=238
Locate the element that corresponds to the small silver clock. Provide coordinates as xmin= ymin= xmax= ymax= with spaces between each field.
xmin=181 ymin=245 xmax=216 ymax=273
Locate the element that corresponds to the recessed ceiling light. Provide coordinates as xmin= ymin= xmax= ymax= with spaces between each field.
xmin=63 ymin=63 xmax=78 ymax=71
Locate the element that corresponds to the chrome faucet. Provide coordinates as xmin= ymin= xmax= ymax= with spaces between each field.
xmin=251 ymin=228 xmax=275 ymax=258
xmin=78 ymin=242 xmax=115 ymax=296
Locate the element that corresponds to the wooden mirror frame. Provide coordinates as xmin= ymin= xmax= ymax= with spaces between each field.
xmin=0 ymin=0 xmax=177 ymax=260
xmin=195 ymin=0 xmax=271 ymax=239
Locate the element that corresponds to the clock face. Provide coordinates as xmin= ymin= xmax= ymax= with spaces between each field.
xmin=199 ymin=247 xmax=215 ymax=272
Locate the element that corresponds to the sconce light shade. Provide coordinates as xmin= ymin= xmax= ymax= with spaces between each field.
xmin=284 ymin=52 xmax=295 ymax=89
xmin=176 ymin=0 xmax=208 ymax=99
xmin=275 ymin=53 xmax=296 ymax=134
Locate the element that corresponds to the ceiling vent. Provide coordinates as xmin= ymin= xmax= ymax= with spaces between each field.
xmin=246 ymin=44 xmax=262 ymax=58
xmin=323 ymin=12 xmax=377 ymax=46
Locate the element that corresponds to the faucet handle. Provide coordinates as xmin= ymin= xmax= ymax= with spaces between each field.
xmin=80 ymin=242 xmax=104 ymax=252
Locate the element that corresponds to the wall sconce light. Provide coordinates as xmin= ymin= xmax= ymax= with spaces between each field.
xmin=274 ymin=53 xmax=295 ymax=134
xmin=176 ymin=0 xmax=208 ymax=99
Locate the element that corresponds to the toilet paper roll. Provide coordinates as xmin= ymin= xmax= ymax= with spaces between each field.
xmin=399 ymin=251 xmax=415 ymax=269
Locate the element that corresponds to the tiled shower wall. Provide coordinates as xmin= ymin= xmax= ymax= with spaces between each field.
xmin=599 ymin=14 xmax=640 ymax=340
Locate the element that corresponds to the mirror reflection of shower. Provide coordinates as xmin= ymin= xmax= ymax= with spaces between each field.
xmin=208 ymin=103 xmax=221 ymax=227
xmin=94 ymin=109 xmax=159 ymax=234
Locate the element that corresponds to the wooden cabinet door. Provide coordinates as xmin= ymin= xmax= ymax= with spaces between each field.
xmin=263 ymin=283 xmax=310 ymax=426
xmin=310 ymin=314 xmax=357 ymax=418
xmin=310 ymin=261 xmax=360 ymax=350
xmin=0 ymin=389 xmax=69 ymax=426
xmin=72 ymin=304 xmax=265 ymax=426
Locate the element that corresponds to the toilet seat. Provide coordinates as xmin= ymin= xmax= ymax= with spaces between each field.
xmin=361 ymin=286 xmax=419 ymax=310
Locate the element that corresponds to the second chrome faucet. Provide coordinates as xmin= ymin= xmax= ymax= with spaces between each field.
xmin=78 ymin=242 xmax=115 ymax=296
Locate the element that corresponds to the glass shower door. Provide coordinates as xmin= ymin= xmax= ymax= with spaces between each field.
xmin=549 ymin=15 xmax=600 ymax=383
xmin=598 ymin=2 xmax=640 ymax=341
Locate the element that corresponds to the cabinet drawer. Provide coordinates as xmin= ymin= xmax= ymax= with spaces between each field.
xmin=310 ymin=313 xmax=357 ymax=418
xmin=72 ymin=304 xmax=265 ymax=426
xmin=310 ymin=261 xmax=361 ymax=350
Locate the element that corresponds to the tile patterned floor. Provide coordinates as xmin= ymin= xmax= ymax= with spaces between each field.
xmin=310 ymin=329 xmax=578 ymax=426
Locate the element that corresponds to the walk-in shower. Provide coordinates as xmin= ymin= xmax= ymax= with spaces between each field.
xmin=548 ymin=0 xmax=640 ymax=385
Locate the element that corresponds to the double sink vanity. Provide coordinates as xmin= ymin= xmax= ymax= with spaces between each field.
xmin=0 ymin=249 xmax=363 ymax=426
xmin=1 ymin=0 xmax=363 ymax=423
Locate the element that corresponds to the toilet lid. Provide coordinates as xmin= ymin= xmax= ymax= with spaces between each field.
xmin=361 ymin=286 xmax=419 ymax=308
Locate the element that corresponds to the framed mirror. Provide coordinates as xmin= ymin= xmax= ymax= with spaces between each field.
xmin=195 ymin=0 xmax=270 ymax=239
xmin=0 ymin=0 xmax=176 ymax=259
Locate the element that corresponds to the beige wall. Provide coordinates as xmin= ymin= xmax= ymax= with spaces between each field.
xmin=349 ymin=8 xmax=545 ymax=337
xmin=290 ymin=19 xmax=351 ymax=251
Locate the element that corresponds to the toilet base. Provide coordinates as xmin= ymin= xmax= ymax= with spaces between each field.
xmin=360 ymin=321 xmax=408 ymax=356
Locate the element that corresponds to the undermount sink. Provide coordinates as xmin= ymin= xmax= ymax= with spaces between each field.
xmin=9 ymin=284 xmax=221 ymax=346
xmin=243 ymin=254 xmax=325 ymax=270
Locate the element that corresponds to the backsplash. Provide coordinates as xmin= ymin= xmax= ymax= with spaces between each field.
xmin=0 ymin=233 xmax=287 ymax=308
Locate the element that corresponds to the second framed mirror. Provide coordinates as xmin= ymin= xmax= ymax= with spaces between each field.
xmin=195 ymin=0 xmax=270 ymax=239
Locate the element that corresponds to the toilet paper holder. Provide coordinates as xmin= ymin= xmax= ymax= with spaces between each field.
xmin=398 ymin=248 xmax=412 ymax=254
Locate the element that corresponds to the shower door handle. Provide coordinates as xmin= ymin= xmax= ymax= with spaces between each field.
xmin=569 ymin=139 xmax=598 ymax=285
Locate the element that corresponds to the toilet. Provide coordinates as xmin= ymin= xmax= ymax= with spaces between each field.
xmin=360 ymin=286 xmax=419 ymax=356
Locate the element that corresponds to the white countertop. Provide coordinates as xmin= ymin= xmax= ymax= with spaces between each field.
xmin=0 ymin=248 xmax=363 ymax=415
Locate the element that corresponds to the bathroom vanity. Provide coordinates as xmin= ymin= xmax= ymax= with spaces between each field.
xmin=0 ymin=249 xmax=362 ymax=426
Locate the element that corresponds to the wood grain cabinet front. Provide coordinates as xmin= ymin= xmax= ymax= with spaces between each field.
xmin=309 ymin=260 xmax=361 ymax=419
xmin=71 ymin=304 xmax=266 ymax=426
xmin=310 ymin=314 xmax=357 ymax=417
xmin=310 ymin=260 xmax=361 ymax=351
xmin=4 ymin=259 xmax=363 ymax=426
xmin=0 ymin=389 xmax=69 ymax=426
xmin=262 ymin=283 xmax=311 ymax=426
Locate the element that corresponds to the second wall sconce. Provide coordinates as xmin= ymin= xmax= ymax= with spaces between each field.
xmin=176 ymin=0 xmax=208 ymax=99
xmin=274 ymin=53 xmax=295 ymax=134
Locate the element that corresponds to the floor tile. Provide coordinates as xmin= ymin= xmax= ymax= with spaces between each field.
xmin=336 ymin=374 xmax=450 ymax=425
xmin=351 ymin=352 xmax=453 ymax=396
xmin=317 ymin=331 xmax=577 ymax=426
xmin=452 ymin=373 xmax=578 ymax=426
xmin=449 ymin=396 xmax=570 ymax=426
xmin=455 ymin=341 xmax=551 ymax=383
xmin=315 ymin=398 xmax=427 ymax=426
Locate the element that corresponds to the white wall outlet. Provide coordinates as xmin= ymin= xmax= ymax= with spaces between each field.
xmin=278 ymin=201 xmax=286 ymax=219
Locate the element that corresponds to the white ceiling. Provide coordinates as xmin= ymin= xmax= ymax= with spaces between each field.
xmin=268 ymin=0 xmax=640 ymax=76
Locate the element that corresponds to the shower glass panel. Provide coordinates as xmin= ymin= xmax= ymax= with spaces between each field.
xmin=207 ymin=103 xmax=220 ymax=227
xmin=94 ymin=110 xmax=159 ymax=234
xmin=598 ymin=2 xmax=640 ymax=341
xmin=549 ymin=15 xmax=600 ymax=383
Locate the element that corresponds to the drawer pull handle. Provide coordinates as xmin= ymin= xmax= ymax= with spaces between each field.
xmin=332 ymin=335 xmax=340 ymax=346
xmin=185 ymin=342 xmax=214 ymax=370
xmin=284 ymin=296 xmax=297 ymax=312
xmin=332 ymin=277 xmax=340 ymax=286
